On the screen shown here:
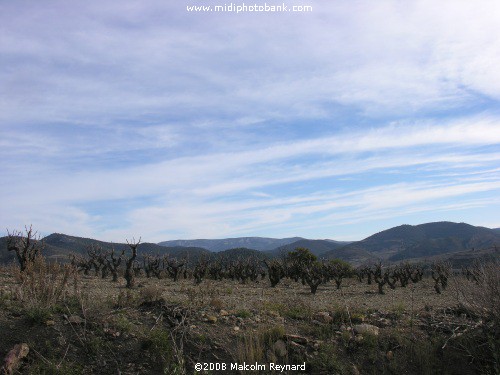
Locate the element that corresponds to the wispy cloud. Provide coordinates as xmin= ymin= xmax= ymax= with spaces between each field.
xmin=1 ymin=0 xmax=499 ymax=241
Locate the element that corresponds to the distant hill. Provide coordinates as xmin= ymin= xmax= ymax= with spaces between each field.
xmin=2 ymin=222 xmax=498 ymax=267
xmin=214 ymin=247 xmax=269 ymax=261
xmin=0 ymin=233 xmax=265 ymax=265
xmin=43 ymin=233 xmax=173 ymax=257
xmin=158 ymin=237 xmax=303 ymax=252
xmin=403 ymin=245 xmax=499 ymax=268
xmin=332 ymin=222 xmax=500 ymax=264
xmin=156 ymin=246 xmax=211 ymax=261
xmin=321 ymin=246 xmax=378 ymax=264
xmin=0 ymin=235 xmax=75 ymax=264
xmin=267 ymin=239 xmax=352 ymax=258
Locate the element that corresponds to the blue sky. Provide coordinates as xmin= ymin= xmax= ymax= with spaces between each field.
xmin=1 ymin=1 xmax=499 ymax=242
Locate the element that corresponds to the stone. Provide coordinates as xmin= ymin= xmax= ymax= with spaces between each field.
xmin=285 ymin=334 xmax=308 ymax=345
xmin=314 ymin=312 xmax=333 ymax=324
xmin=207 ymin=316 xmax=217 ymax=324
xmin=353 ymin=324 xmax=379 ymax=336
xmin=378 ymin=318 xmax=392 ymax=327
xmin=233 ymin=326 xmax=240 ymax=332
xmin=273 ymin=340 xmax=287 ymax=357
xmin=288 ymin=340 xmax=306 ymax=352
xmin=1 ymin=343 xmax=29 ymax=375
xmin=45 ymin=320 xmax=55 ymax=326
xmin=386 ymin=351 xmax=394 ymax=361
xmin=219 ymin=310 xmax=229 ymax=316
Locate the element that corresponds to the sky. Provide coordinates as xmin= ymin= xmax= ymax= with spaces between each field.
xmin=1 ymin=0 xmax=500 ymax=243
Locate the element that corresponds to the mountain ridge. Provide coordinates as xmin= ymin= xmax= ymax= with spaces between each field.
xmin=158 ymin=236 xmax=304 ymax=252
xmin=1 ymin=221 xmax=499 ymax=266
xmin=323 ymin=221 xmax=500 ymax=264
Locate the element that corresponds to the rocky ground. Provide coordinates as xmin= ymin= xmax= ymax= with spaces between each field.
xmin=0 ymin=267 xmax=497 ymax=374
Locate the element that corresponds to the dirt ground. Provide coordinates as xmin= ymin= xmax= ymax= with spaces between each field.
xmin=0 ymin=270 xmax=494 ymax=374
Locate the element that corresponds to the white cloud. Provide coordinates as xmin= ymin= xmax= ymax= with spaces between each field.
xmin=1 ymin=0 xmax=500 ymax=241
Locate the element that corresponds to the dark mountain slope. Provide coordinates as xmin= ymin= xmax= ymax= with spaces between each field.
xmin=214 ymin=247 xmax=268 ymax=261
xmin=158 ymin=237 xmax=303 ymax=252
xmin=267 ymin=239 xmax=352 ymax=258
xmin=331 ymin=222 xmax=500 ymax=262
xmin=0 ymin=235 xmax=76 ymax=263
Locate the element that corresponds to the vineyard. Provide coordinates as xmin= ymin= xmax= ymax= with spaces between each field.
xmin=0 ymin=227 xmax=499 ymax=374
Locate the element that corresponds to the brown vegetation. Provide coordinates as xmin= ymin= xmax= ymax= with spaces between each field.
xmin=1 ymin=228 xmax=499 ymax=374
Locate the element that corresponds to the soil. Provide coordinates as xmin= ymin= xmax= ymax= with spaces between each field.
xmin=0 ymin=269 xmax=494 ymax=374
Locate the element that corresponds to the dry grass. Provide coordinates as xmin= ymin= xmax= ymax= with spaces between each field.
xmin=2 ymin=257 xmax=498 ymax=374
xmin=236 ymin=325 xmax=286 ymax=369
xmin=13 ymin=256 xmax=78 ymax=310
xmin=453 ymin=259 xmax=500 ymax=323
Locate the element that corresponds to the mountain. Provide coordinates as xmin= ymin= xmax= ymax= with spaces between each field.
xmin=2 ymin=222 xmax=498 ymax=267
xmin=403 ymin=245 xmax=499 ymax=268
xmin=158 ymin=237 xmax=303 ymax=252
xmin=43 ymin=233 xmax=173 ymax=257
xmin=0 ymin=233 xmax=212 ymax=265
xmin=267 ymin=239 xmax=352 ymax=258
xmin=0 ymin=234 xmax=78 ymax=264
xmin=159 ymin=246 xmax=211 ymax=260
xmin=321 ymin=246 xmax=378 ymax=264
xmin=325 ymin=222 xmax=500 ymax=264
xmin=215 ymin=247 xmax=269 ymax=261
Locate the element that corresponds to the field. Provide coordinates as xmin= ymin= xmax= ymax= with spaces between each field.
xmin=1 ymin=258 xmax=498 ymax=375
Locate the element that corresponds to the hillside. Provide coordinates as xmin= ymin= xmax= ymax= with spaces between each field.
xmin=0 ymin=235 xmax=75 ymax=264
xmin=321 ymin=246 xmax=378 ymax=265
xmin=43 ymin=233 xmax=177 ymax=257
xmin=0 ymin=234 xmax=211 ymax=265
xmin=2 ymin=222 xmax=498 ymax=267
xmin=158 ymin=237 xmax=303 ymax=252
xmin=331 ymin=221 xmax=500 ymax=263
xmin=404 ymin=245 xmax=499 ymax=268
xmin=266 ymin=239 xmax=352 ymax=258
xmin=214 ymin=247 xmax=269 ymax=261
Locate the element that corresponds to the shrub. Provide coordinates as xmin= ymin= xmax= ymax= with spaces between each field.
xmin=237 ymin=325 xmax=287 ymax=368
xmin=143 ymin=328 xmax=185 ymax=374
xmin=209 ymin=298 xmax=224 ymax=310
xmin=14 ymin=257 xmax=77 ymax=307
xmin=454 ymin=259 xmax=500 ymax=324
xmin=235 ymin=309 xmax=252 ymax=318
xmin=142 ymin=284 xmax=163 ymax=303
xmin=308 ymin=343 xmax=346 ymax=374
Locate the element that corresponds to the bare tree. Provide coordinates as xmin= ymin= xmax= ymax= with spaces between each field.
xmin=125 ymin=237 xmax=141 ymax=288
xmin=143 ymin=254 xmax=165 ymax=278
xmin=70 ymin=253 xmax=92 ymax=275
xmin=165 ymin=256 xmax=185 ymax=282
xmin=193 ymin=258 xmax=207 ymax=285
xmin=105 ymin=247 xmax=124 ymax=282
xmin=431 ymin=261 xmax=451 ymax=294
xmin=303 ymin=261 xmax=324 ymax=294
xmin=7 ymin=225 xmax=44 ymax=271
xmin=265 ymin=259 xmax=286 ymax=287
xmin=87 ymin=244 xmax=108 ymax=277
